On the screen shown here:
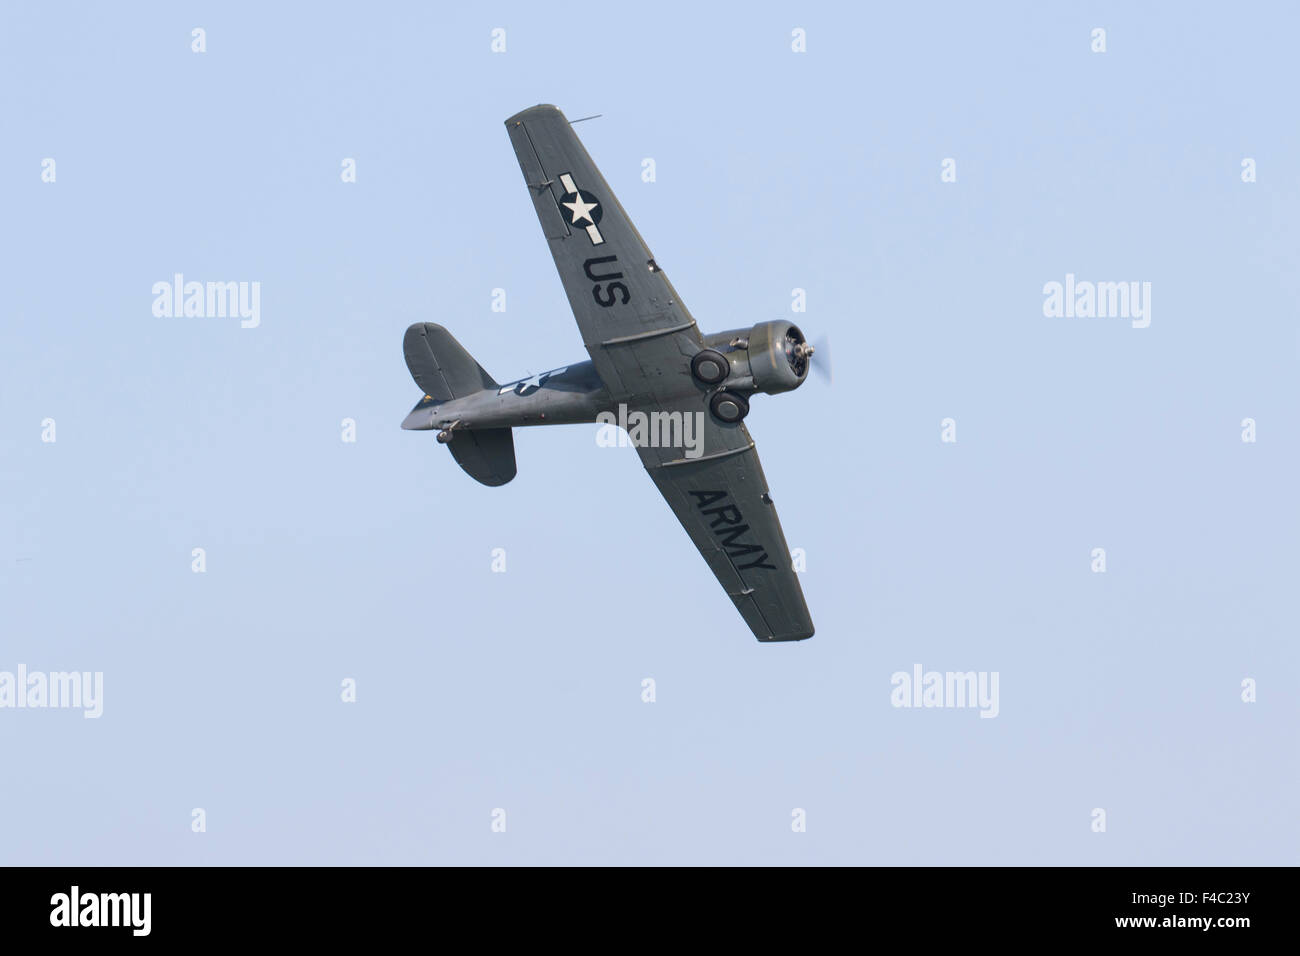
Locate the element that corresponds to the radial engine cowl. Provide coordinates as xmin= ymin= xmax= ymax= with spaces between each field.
xmin=745 ymin=321 xmax=811 ymax=395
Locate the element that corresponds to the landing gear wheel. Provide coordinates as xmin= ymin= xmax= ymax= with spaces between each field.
xmin=436 ymin=429 xmax=454 ymax=444
xmin=691 ymin=349 xmax=731 ymax=385
xmin=709 ymin=390 xmax=749 ymax=424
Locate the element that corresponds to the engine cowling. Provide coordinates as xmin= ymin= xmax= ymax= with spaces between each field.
xmin=702 ymin=321 xmax=811 ymax=395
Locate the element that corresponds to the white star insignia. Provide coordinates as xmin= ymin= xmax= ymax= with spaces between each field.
xmin=563 ymin=193 xmax=599 ymax=226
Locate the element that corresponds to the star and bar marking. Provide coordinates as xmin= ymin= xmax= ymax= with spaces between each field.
xmin=558 ymin=173 xmax=604 ymax=245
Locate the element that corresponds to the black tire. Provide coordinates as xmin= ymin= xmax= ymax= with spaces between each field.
xmin=709 ymin=390 xmax=749 ymax=423
xmin=691 ymin=349 xmax=731 ymax=385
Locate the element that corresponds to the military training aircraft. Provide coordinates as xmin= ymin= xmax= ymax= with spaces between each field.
xmin=401 ymin=105 xmax=820 ymax=642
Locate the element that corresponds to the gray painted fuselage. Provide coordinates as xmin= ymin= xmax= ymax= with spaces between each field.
xmin=402 ymin=329 xmax=750 ymax=434
xmin=401 ymin=360 xmax=612 ymax=431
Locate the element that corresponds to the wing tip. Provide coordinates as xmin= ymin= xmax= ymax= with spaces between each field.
xmin=505 ymin=103 xmax=565 ymax=127
xmin=759 ymin=625 xmax=815 ymax=643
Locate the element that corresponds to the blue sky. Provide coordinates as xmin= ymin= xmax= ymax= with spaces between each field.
xmin=1 ymin=1 xmax=1296 ymax=864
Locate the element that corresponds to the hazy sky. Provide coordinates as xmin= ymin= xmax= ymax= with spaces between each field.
xmin=1 ymin=1 xmax=1296 ymax=865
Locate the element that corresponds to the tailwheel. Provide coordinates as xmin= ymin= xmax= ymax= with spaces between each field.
xmin=709 ymin=390 xmax=749 ymax=424
xmin=435 ymin=419 xmax=462 ymax=444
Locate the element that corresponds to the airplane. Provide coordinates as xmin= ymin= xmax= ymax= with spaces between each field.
xmin=401 ymin=105 xmax=821 ymax=642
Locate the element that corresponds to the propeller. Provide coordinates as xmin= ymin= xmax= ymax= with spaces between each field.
xmin=804 ymin=334 xmax=831 ymax=384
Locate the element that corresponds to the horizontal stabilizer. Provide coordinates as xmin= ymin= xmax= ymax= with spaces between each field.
xmin=403 ymin=323 xmax=497 ymax=401
xmin=449 ymin=427 xmax=516 ymax=487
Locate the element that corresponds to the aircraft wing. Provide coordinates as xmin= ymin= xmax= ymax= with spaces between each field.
xmin=504 ymin=104 xmax=704 ymax=405
xmin=505 ymin=105 xmax=813 ymax=642
xmin=632 ymin=400 xmax=814 ymax=642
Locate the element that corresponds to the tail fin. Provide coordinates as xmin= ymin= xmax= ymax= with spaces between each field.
xmin=404 ymin=323 xmax=498 ymax=400
xmin=402 ymin=323 xmax=517 ymax=487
